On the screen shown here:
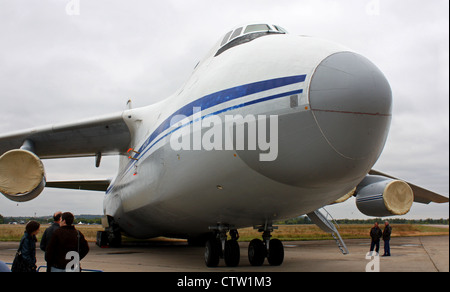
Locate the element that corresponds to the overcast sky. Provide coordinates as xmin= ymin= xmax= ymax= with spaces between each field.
xmin=0 ymin=0 xmax=448 ymax=219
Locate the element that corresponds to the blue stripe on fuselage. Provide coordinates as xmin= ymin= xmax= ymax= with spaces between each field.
xmin=107 ymin=75 xmax=307 ymax=194
xmin=138 ymin=75 xmax=306 ymax=154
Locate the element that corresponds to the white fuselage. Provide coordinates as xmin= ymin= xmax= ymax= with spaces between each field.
xmin=103 ymin=32 xmax=392 ymax=239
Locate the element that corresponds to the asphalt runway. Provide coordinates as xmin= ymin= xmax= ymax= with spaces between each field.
xmin=0 ymin=236 xmax=448 ymax=272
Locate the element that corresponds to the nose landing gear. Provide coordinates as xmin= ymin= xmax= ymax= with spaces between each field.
xmin=204 ymin=222 xmax=284 ymax=267
xmin=248 ymin=223 xmax=284 ymax=266
xmin=204 ymin=224 xmax=240 ymax=267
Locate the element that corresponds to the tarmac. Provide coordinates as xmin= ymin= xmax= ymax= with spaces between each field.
xmin=0 ymin=235 xmax=448 ymax=272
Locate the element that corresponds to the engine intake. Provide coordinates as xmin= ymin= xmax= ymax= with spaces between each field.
xmin=0 ymin=149 xmax=46 ymax=202
xmin=356 ymin=175 xmax=414 ymax=217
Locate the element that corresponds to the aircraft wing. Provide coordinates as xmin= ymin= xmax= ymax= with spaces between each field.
xmin=46 ymin=179 xmax=111 ymax=192
xmin=369 ymin=169 xmax=449 ymax=204
xmin=0 ymin=112 xmax=131 ymax=158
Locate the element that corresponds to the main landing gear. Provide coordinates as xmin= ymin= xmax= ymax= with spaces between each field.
xmin=205 ymin=225 xmax=240 ymax=267
xmin=204 ymin=223 xmax=284 ymax=267
xmin=96 ymin=216 xmax=122 ymax=248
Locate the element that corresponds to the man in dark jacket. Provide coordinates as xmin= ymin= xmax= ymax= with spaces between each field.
xmin=382 ymin=221 xmax=392 ymax=256
xmin=46 ymin=212 xmax=89 ymax=272
xmin=40 ymin=211 xmax=62 ymax=272
xmin=369 ymin=222 xmax=383 ymax=255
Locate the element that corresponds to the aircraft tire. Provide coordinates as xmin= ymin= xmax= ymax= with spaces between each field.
xmin=267 ymin=239 xmax=284 ymax=266
xmin=96 ymin=231 xmax=108 ymax=247
xmin=248 ymin=239 xmax=266 ymax=266
xmin=205 ymin=238 xmax=221 ymax=267
xmin=224 ymin=239 xmax=240 ymax=267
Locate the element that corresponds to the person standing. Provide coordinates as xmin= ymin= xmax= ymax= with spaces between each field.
xmin=382 ymin=221 xmax=392 ymax=256
xmin=14 ymin=221 xmax=40 ymax=272
xmin=40 ymin=211 xmax=62 ymax=272
xmin=369 ymin=222 xmax=382 ymax=255
xmin=46 ymin=212 xmax=89 ymax=272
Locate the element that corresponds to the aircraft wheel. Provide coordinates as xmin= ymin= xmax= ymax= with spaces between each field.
xmin=224 ymin=239 xmax=240 ymax=267
xmin=96 ymin=231 xmax=108 ymax=247
xmin=248 ymin=239 xmax=266 ymax=266
xmin=205 ymin=238 xmax=221 ymax=267
xmin=267 ymin=239 xmax=284 ymax=266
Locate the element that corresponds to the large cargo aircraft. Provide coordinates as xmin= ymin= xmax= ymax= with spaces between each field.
xmin=0 ymin=23 xmax=448 ymax=267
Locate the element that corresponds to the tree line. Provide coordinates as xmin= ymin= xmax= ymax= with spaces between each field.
xmin=0 ymin=214 xmax=102 ymax=225
xmin=277 ymin=216 xmax=449 ymax=225
xmin=1 ymin=214 xmax=448 ymax=226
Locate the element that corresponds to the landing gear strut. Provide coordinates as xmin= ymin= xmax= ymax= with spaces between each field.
xmin=204 ymin=224 xmax=240 ymax=267
xmin=248 ymin=223 xmax=284 ymax=266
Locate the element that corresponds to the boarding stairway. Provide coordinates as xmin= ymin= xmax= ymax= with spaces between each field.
xmin=307 ymin=208 xmax=349 ymax=255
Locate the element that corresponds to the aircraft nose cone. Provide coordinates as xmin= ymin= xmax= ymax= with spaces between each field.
xmin=236 ymin=51 xmax=392 ymax=188
xmin=309 ymin=51 xmax=392 ymax=160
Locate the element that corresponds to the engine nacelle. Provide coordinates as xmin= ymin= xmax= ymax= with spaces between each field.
xmin=356 ymin=175 xmax=414 ymax=217
xmin=0 ymin=149 xmax=46 ymax=202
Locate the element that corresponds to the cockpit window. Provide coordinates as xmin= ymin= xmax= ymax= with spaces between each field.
xmin=273 ymin=25 xmax=288 ymax=33
xmin=221 ymin=31 xmax=233 ymax=46
xmin=244 ymin=24 xmax=270 ymax=34
xmin=230 ymin=27 xmax=243 ymax=41
xmin=216 ymin=23 xmax=287 ymax=57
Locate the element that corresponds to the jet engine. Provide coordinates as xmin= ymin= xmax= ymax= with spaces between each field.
xmin=355 ymin=175 xmax=414 ymax=217
xmin=0 ymin=149 xmax=46 ymax=202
